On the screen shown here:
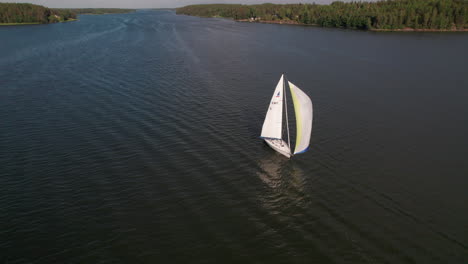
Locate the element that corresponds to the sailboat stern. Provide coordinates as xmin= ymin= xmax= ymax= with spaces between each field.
xmin=264 ymin=138 xmax=291 ymax=158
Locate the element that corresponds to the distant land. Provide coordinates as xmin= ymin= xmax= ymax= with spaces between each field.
xmin=0 ymin=3 xmax=135 ymax=26
xmin=151 ymin=8 xmax=176 ymax=11
xmin=0 ymin=3 xmax=77 ymax=25
xmin=176 ymin=0 xmax=468 ymax=32
xmin=55 ymin=8 xmax=136 ymax=15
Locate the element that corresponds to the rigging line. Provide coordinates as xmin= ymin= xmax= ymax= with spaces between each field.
xmin=284 ymin=74 xmax=291 ymax=153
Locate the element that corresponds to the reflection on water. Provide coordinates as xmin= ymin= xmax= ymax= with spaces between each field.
xmin=256 ymin=151 xmax=308 ymax=189
xmin=256 ymin=150 xmax=310 ymax=215
xmin=256 ymin=151 xmax=290 ymax=189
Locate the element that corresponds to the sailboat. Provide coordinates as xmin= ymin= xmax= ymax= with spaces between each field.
xmin=260 ymin=74 xmax=313 ymax=158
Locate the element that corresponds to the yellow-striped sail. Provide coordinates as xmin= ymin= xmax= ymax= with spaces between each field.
xmin=288 ymin=81 xmax=313 ymax=154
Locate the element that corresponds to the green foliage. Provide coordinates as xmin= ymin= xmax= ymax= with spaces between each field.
xmin=0 ymin=4 xmax=134 ymax=25
xmin=176 ymin=0 xmax=468 ymax=30
xmin=55 ymin=8 xmax=136 ymax=15
xmin=0 ymin=3 xmax=77 ymax=24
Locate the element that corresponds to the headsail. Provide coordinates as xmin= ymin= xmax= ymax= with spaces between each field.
xmin=261 ymin=75 xmax=284 ymax=139
xmin=288 ymin=81 xmax=313 ymax=154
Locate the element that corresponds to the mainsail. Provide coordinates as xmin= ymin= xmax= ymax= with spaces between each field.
xmin=288 ymin=81 xmax=313 ymax=154
xmin=261 ymin=75 xmax=284 ymax=139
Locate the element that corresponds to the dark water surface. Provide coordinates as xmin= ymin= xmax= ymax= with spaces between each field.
xmin=1 ymin=10 xmax=467 ymax=263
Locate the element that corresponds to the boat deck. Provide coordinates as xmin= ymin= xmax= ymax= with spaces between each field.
xmin=264 ymin=138 xmax=291 ymax=158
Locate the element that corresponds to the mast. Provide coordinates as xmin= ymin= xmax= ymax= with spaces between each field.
xmin=283 ymin=74 xmax=291 ymax=153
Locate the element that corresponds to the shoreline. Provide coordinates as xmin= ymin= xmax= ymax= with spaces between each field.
xmin=236 ymin=19 xmax=308 ymax=26
xmin=0 ymin=19 xmax=77 ymax=26
xmin=370 ymin=27 xmax=468 ymax=32
xmin=62 ymin=18 xmax=78 ymax=23
xmin=235 ymin=18 xmax=468 ymax=32
xmin=0 ymin=22 xmax=41 ymax=26
xmin=79 ymin=12 xmax=132 ymax=15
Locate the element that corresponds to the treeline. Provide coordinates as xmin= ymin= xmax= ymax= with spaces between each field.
xmin=176 ymin=0 xmax=468 ymax=30
xmin=56 ymin=8 xmax=136 ymax=15
xmin=0 ymin=3 xmax=76 ymax=24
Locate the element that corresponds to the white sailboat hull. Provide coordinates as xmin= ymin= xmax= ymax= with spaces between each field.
xmin=264 ymin=138 xmax=291 ymax=158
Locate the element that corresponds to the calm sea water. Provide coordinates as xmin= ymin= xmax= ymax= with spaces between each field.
xmin=1 ymin=10 xmax=467 ymax=263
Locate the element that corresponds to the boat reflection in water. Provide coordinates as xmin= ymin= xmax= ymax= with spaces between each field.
xmin=255 ymin=153 xmax=310 ymax=216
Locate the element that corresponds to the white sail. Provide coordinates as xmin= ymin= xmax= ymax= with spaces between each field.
xmin=261 ymin=75 xmax=284 ymax=139
xmin=288 ymin=81 xmax=313 ymax=154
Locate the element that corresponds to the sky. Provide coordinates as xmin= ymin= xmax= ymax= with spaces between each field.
xmin=0 ymin=0 xmax=377 ymax=9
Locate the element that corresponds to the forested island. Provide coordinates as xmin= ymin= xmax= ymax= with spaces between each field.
xmin=0 ymin=3 xmax=135 ymax=26
xmin=0 ymin=3 xmax=76 ymax=25
xmin=54 ymin=8 xmax=136 ymax=15
xmin=176 ymin=0 xmax=468 ymax=31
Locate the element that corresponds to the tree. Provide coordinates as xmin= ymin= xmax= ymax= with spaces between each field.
xmin=175 ymin=0 xmax=468 ymax=31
